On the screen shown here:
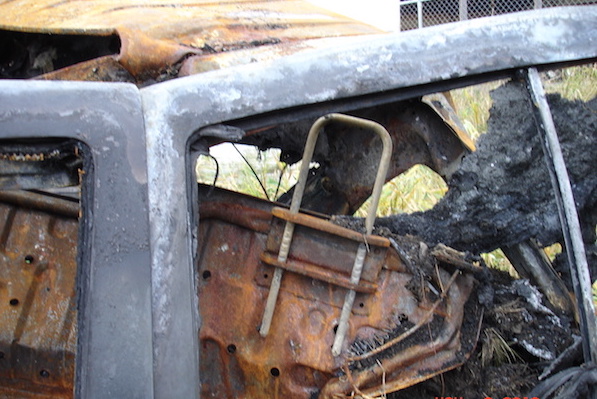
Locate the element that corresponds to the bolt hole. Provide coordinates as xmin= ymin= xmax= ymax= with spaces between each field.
xmin=202 ymin=270 xmax=211 ymax=280
xmin=39 ymin=369 xmax=50 ymax=378
xmin=270 ymin=367 xmax=280 ymax=377
xmin=358 ymin=302 xmax=365 ymax=308
xmin=333 ymin=325 xmax=338 ymax=334
xmin=9 ymin=298 xmax=19 ymax=306
xmin=227 ymin=344 xmax=237 ymax=354
xmin=263 ymin=273 xmax=269 ymax=279
xmin=24 ymin=255 xmax=34 ymax=264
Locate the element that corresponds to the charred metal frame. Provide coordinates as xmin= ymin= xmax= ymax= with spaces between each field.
xmin=0 ymin=6 xmax=595 ymax=398
xmin=0 ymin=82 xmax=154 ymax=398
xmin=523 ymin=67 xmax=597 ymax=365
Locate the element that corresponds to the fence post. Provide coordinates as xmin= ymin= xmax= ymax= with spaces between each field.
xmin=417 ymin=0 xmax=423 ymax=28
xmin=534 ymin=0 xmax=543 ymax=8
xmin=459 ymin=0 xmax=468 ymax=20
xmin=397 ymin=0 xmax=402 ymax=31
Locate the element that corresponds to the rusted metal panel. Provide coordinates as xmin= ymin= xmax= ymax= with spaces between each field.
xmin=37 ymin=56 xmax=135 ymax=84
xmin=0 ymin=0 xmax=381 ymax=37
xmin=0 ymin=192 xmax=79 ymax=218
xmin=0 ymin=192 xmax=78 ymax=398
xmin=0 ymin=6 xmax=592 ymax=399
xmin=141 ymin=8 xmax=595 ymax=397
xmin=0 ymin=141 xmax=82 ymax=190
xmin=196 ymin=186 xmax=481 ymax=398
xmin=263 ymin=208 xmax=390 ymax=293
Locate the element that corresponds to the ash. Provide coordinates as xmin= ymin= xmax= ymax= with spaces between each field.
xmin=389 ymin=269 xmax=575 ymax=399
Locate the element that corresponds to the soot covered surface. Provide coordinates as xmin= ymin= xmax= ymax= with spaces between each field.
xmin=371 ymin=81 xmax=596 ymax=282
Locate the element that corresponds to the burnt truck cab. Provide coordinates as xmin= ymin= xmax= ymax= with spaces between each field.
xmin=0 ymin=3 xmax=596 ymax=398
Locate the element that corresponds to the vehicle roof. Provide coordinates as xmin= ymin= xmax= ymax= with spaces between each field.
xmin=0 ymin=0 xmax=380 ymax=37
xmin=0 ymin=0 xmax=382 ymax=83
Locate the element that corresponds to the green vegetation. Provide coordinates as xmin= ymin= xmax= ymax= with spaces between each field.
xmin=451 ymin=80 xmax=505 ymax=140
xmin=355 ymin=164 xmax=448 ymax=217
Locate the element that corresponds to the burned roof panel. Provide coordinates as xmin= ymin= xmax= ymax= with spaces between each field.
xmin=0 ymin=0 xmax=380 ymax=37
xmin=0 ymin=0 xmax=383 ymax=84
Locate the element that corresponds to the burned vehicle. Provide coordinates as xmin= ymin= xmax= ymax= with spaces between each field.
xmin=1 ymin=1 xmax=596 ymax=398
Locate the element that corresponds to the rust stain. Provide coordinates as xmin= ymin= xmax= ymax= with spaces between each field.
xmin=197 ymin=186 xmax=481 ymax=398
xmin=116 ymin=26 xmax=201 ymax=79
xmin=178 ymin=39 xmax=316 ymax=75
xmin=423 ymin=93 xmax=476 ymax=152
xmin=0 ymin=192 xmax=78 ymax=398
xmin=263 ymin=208 xmax=388 ymax=290
xmin=271 ymin=207 xmax=389 ymax=247
xmin=0 ymin=186 xmax=480 ymax=398
xmin=259 ymin=251 xmax=379 ymax=293
xmin=37 ymin=55 xmax=135 ymax=83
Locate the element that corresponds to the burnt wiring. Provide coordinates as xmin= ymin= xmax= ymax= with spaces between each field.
xmin=204 ymin=153 xmax=219 ymax=197
xmin=232 ymin=143 xmax=270 ymax=201
xmin=231 ymin=143 xmax=291 ymax=203
xmin=273 ymin=163 xmax=288 ymax=201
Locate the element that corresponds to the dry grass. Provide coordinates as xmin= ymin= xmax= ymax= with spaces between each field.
xmin=543 ymin=64 xmax=597 ymax=102
xmin=481 ymin=327 xmax=523 ymax=367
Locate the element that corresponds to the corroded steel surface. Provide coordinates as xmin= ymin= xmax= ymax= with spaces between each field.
xmin=0 ymin=6 xmax=593 ymax=398
xmin=0 ymin=191 xmax=78 ymax=398
xmin=197 ymin=186 xmax=480 ymax=398
xmin=0 ymin=0 xmax=382 ymax=82
xmin=263 ymin=207 xmax=393 ymax=293
xmin=0 ymin=81 xmax=155 ymax=398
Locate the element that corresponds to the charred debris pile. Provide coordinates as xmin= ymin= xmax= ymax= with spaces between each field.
xmin=336 ymin=81 xmax=596 ymax=397
xmin=373 ymin=81 xmax=596 ymax=284
xmin=337 ymin=80 xmax=596 ymax=286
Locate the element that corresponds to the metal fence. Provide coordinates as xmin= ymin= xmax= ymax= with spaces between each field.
xmin=399 ymin=0 xmax=597 ymax=30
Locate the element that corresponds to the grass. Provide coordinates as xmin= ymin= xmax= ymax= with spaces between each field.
xmin=355 ymin=164 xmax=448 ymax=218
xmin=481 ymin=327 xmax=523 ymax=367
xmin=543 ymin=65 xmax=597 ymax=101
xmin=451 ymin=79 xmax=505 ymax=140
